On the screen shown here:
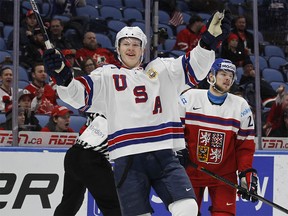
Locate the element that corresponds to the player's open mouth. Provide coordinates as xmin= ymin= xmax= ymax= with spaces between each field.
xmin=224 ymin=82 xmax=231 ymax=86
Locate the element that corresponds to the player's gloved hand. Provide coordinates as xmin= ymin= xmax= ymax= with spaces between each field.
xmin=201 ymin=9 xmax=232 ymax=50
xmin=43 ymin=48 xmax=72 ymax=86
xmin=176 ymin=148 xmax=190 ymax=168
xmin=237 ymin=168 xmax=258 ymax=202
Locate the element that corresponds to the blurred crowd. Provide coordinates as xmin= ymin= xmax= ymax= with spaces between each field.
xmin=0 ymin=0 xmax=288 ymax=137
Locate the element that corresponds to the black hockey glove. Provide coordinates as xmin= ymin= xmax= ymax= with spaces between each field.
xmin=237 ymin=168 xmax=258 ymax=202
xmin=43 ymin=48 xmax=73 ymax=86
xmin=201 ymin=9 xmax=232 ymax=50
xmin=176 ymin=147 xmax=190 ymax=168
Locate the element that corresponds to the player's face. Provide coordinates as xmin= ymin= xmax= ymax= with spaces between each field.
xmin=215 ymin=70 xmax=234 ymax=93
xmin=118 ymin=38 xmax=143 ymax=68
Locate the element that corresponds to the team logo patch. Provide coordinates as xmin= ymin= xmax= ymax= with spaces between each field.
xmin=197 ymin=129 xmax=225 ymax=164
xmin=146 ymin=68 xmax=158 ymax=79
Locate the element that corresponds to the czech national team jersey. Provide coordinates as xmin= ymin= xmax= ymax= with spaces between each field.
xmin=179 ymin=89 xmax=256 ymax=186
xmin=57 ymin=45 xmax=215 ymax=160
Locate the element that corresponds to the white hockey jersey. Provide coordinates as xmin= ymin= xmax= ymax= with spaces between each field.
xmin=57 ymin=44 xmax=215 ymax=160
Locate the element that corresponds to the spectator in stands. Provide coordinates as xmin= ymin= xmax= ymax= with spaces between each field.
xmin=79 ymin=56 xmax=97 ymax=76
xmin=7 ymin=10 xmax=38 ymax=51
xmin=157 ymin=27 xmax=169 ymax=52
xmin=41 ymin=105 xmax=74 ymax=132
xmin=239 ymin=57 xmax=277 ymax=109
xmin=18 ymin=89 xmax=42 ymax=131
xmin=0 ymin=103 xmax=25 ymax=131
xmin=20 ymin=27 xmax=47 ymax=69
xmin=220 ymin=33 xmax=248 ymax=67
xmin=0 ymin=67 xmax=13 ymax=112
xmin=76 ymin=31 xmax=119 ymax=68
xmin=62 ymin=49 xmax=85 ymax=77
xmin=268 ymin=108 xmax=288 ymax=137
xmin=173 ymin=14 xmax=204 ymax=52
xmin=263 ymin=87 xmax=288 ymax=136
xmin=230 ymin=15 xmax=254 ymax=55
xmin=25 ymin=62 xmax=58 ymax=114
xmin=49 ymin=18 xmax=73 ymax=49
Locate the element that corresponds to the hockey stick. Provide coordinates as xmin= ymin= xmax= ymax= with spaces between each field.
xmin=30 ymin=0 xmax=67 ymax=74
xmin=29 ymin=0 xmax=53 ymax=49
xmin=189 ymin=161 xmax=288 ymax=214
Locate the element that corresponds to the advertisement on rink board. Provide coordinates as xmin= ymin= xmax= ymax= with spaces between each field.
xmin=1 ymin=131 xmax=288 ymax=150
xmin=0 ymin=131 xmax=78 ymax=146
xmin=1 ymin=148 xmax=288 ymax=216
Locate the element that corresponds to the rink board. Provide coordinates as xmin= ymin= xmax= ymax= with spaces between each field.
xmin=0 ymin=148 xmax=287 ymax=216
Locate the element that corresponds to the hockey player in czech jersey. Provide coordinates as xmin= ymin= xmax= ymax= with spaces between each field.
xmin=179 ymin=58 xmax=258 ymax=216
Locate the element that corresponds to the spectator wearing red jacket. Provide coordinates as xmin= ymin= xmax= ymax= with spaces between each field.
xmin=263 ymin=86 xmax=288 ymax=136
xmin=25 ymin=62 xmax=58 ymax=114
xmin=41 ymin=105 xmax=74 ymax=132
xmin=76 ymin=32 xmax=119 ymax=68
xmin=173 ymin=14 xmax=204 ymax=52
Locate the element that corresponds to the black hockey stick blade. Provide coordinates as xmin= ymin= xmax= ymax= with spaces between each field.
xmin=189 ymin=161 xmax=288 ymax=214
xmin=29 ymin=0 xmax=52 ymax=49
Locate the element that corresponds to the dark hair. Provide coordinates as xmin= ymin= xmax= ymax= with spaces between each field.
xmin=44 ymin=116 xmax=57 ymax=131
xmin=0 ymin=66 xmax=12 ymax=76
xmin=188 ymin=14 xmax=203 ymax=26
xmin=31 ymin=62 xmax=44 ymax=73
xmin=235 ymin=15 xmax=246 ymax=21
xmin=50 ymin=18 xmax=64 ymax=27
xmin=80 ymin=56 xmax=97 ymax=72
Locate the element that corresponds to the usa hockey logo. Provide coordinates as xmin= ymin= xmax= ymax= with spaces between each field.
xmin=197 ymin=129 xmax=225 ymax=164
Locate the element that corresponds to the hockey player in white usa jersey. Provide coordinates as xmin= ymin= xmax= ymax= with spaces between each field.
xmin=43 ymin=10 xmax=231 ymax=216
xmin=179 ymin=58 xmax=258 ymax=216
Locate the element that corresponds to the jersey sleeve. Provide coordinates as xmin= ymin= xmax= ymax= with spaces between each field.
xmin=235 ymin=100 xmax=256 ymax=171
xmin=188 ymin=43 xmax=215 ymax=83
xmin=166 ymin=43 xmax=215 ymax=93
xmin=56 ymin=68 xmax=104 ymax=113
